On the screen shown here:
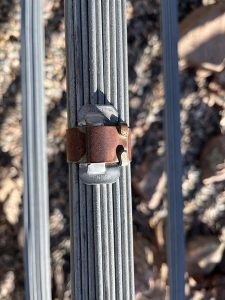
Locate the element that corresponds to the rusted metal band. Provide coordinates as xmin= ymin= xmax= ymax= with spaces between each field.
xmin=66 ymin=125 xmax=131 ymax=164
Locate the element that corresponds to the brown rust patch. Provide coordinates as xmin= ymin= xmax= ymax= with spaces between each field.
xmin=66 ymin=125 xmax=131 ymax=164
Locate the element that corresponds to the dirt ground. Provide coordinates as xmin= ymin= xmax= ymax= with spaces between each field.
xmin=1 ymin=0 xmax=225 ymax=299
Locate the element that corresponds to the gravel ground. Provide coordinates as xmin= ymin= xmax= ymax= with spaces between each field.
xmin=0 ymin=0 xmax=225 ymax=299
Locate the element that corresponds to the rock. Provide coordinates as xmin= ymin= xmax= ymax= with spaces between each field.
xmin=186 ymin=235 xmax=225 ymax=277
xmin=134 ymin=230 xmax=154 ymax=293
xmin=0 ymin=271 xmax=15 ymax=298
xmin=133 ymin=156 xmax=165 ymax=209
xmin=200 ymin=134 xmax=225 ymax=182
xmin=136 ymin=289 xmax=164 ymax=300
xmin=179 ymin=3 xmax=225 ymax=83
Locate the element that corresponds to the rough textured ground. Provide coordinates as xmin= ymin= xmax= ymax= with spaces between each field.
xmin=0 ymin=0 xmax=225 ymax=299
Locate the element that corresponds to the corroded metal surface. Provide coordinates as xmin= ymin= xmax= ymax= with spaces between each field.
xmin=66 ymin=125 xmax=131 ymax=164
xmin=66 ymin=127 xmax=86 ymax=162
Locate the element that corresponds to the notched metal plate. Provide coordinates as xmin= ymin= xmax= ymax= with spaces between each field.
xmin=67 ymin=104 xmax=131 ymax=185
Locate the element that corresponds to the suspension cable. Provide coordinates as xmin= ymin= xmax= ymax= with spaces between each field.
xmin=21 ymin=1 xmax=51 ymax=299
xmin=161 ymin=0 xmax=185 ymax=299
xmin=65 ymin=0 xmax=135 ymax=299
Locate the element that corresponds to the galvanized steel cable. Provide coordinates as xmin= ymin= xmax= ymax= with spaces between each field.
xmin=161 ymin=0 xmax=185 ymax=299
xmin=65 ymin=0 xmax=135 ymax=299
xmin=21 ymin=0 xmax=51 ymax=299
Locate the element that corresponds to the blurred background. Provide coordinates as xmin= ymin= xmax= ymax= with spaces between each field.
xmin=1 ymin=0 xmax=225 ymax=299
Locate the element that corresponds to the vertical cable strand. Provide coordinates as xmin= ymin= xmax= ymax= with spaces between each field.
xmin=161 ymin=0 xmax=185 ymax=299
xmin=21 ymin=0 xmax=51 ymax=298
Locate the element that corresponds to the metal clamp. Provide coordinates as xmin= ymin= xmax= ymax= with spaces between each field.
xmin=66 ymin=104 xmax=131 ymax=185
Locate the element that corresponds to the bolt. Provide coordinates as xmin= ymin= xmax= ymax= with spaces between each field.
xmin=120 ymin=150 xmax=129 ymax=166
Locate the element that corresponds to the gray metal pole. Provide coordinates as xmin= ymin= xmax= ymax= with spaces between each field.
xmin=161 ymin=0 xmax=185 ymax=299
xmin=65 ymin=0 xmax=135 ymax=299
xmin=21 ymin=1 xmax=51 ymax=299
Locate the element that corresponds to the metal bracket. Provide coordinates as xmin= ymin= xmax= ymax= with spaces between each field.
xmin=66 ymin=104 xmax=131 ymax=185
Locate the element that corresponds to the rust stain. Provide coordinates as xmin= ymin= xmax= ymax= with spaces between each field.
xmin=66 ymin=125 xmax=131 ymax=164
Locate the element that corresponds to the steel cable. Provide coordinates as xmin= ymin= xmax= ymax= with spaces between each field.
xmin=21 ymin=0 xmax=51 ymax=299
xmin=161 ymin=0 xmax=185 ymax=299
xmin=65 ymin=0 xmax=135 ymax=299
